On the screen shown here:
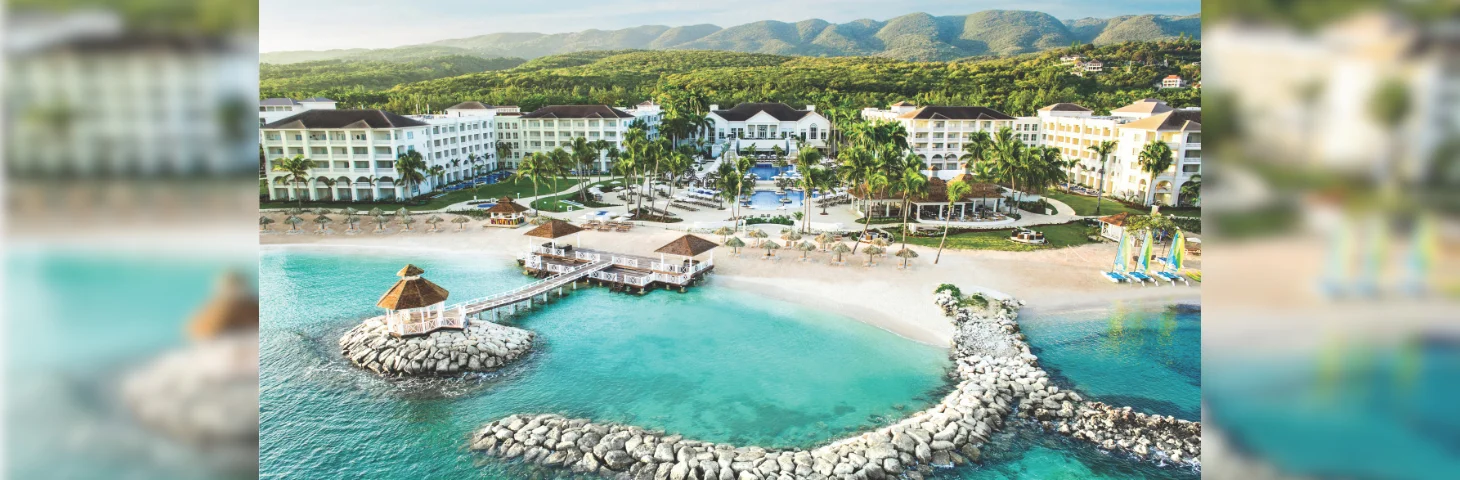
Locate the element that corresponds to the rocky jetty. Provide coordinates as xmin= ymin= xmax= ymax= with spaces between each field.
xmin=339 ymin=318 xmax=534 ymax=376
xmin=466 ymin=290 xmax=1200 ymax=478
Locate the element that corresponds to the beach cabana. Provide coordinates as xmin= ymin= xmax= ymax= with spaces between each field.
xmin=376 ymin=264 xmax=459 ymax=336
xmin=654 ymin=234 xmax=719 ymax=275
xmin=484 ymin=196 xmax=531 ymax=228
xmin=523 ymin=219 xmax=585 ymax=249
xmin=1098 ymin=212 xmax=1130 ymax=241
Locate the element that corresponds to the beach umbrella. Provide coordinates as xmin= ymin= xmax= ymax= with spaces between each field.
xmin=344 ymin=207 xmax=360 ymax=217
xmin=345 ymin=214 xmax=359 ymax=232
xmin=399 ymin=214 xmax=417 ymax=231
xmin=311 ymin=207 xmax=332 ymax=217
xmin=871 ymin=237 xmax=891 ymax=248
xmin=814 ymin=232 xmax=833 ymax=250
xmin=394 ymin=207 xmax=409 ymax=217
xmin=761 ymin=240 xmax=781 ymax=258
xmin=747 ymin=228 xmax=769 ymax=247
xmin=369 ymin=207 xmax=384 ymax=217
xmin=831 ymin=242 xmax=852 ymax=264
xmin=284 ymin=215 xmax=304 ymax=231
xmin=863 ymin=245 xmax=885 ymax=266
xmin=796 ymin=241 xmax=817 ymax=260
xmin=895 ymin=248 xmax=919 ymax=268
xmin=713 ymin=226 xmax=735 ymax=242
xmin=286 ymin=207 xmax=305 ymax=217
xmin=259 ymin=216 xmax=275 ymax=232
xmin=781 ymin=229 xmax=803 ymax=243
xmin=373 ymin=214 xmax=390 ymax=232
xmin=724 ymin=236 xmax=746 ymax=255
xmin=426 ymin=215 xmax=444 ymax=232
xmin=452 ymin=215 xmax=471 ymax=231
xmin=312 ymin=214 xmax=333 ymax=232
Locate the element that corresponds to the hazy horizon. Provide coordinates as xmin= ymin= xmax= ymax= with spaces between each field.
xmin=260 ymin=0 xmax=1199 ymax=53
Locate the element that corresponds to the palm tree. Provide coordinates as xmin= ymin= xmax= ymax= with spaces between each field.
xmin=988 ymin=128 xmax=1024 ymax=213
xmin=259 ymin=216 xmax=275 ymax=232
xmin=319 ymin=177 xmax=337 ymax=202
xmin=271 ymin=154 xmax=313 ymax=206
xmin=1369 ymin=77 xmax=1411 ymax=192
xmin=1179 ymin=174 xmax=1201 ymax=207
xmin=513 ymin=153 xmax=546 ymax=215
xmin=895 ymin=154 xmax=929 ymax=252
xmin=935 ymin=179 xmax=972 ymax=264
xmin=452 ymin=215 xmax=471 ymax=231
xmin=569 ymin=136 xmax=597 ymax=202
xmin=961 ymin=131 xmax=992 ymax=175
xmin=544 ymin=148 xmax=573 ymax=209
xmin=852 ymin=169 xmax=889 ymax=254
xmin=1137 ymin=140 xmax=1175 ymax=206
xmin=791 ymin=141 xmax=823 ymax=232
xmin=1087 ymin=140 xmax=1118 ymax=215
xmin=495 ymin=141 xmax=514 ymax=169
xmin=428 ymin=165 xmax=446 ymax=191
xmin=394 ymin=150 xmax=427 ymax=203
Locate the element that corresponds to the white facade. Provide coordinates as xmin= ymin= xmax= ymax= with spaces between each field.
xmin=706 ymin=103 xmax=830 ymax=158
xmin=1031 ymin=99 xmax=1201 ymax=206
xmin=260 ymin=97 xmax=337 ymax=125
xmin=518 ymin=105 xmax=653 ymax=172
xmin=410 ymin=111 xmax=499 ymax=185
xmin=1161 ymin=75 xmax=1186 ymax=89
xmin=261 ymin=110 xmax=433 ymax=202
xmin=861 ymin=102 xmax=1033 ymax=180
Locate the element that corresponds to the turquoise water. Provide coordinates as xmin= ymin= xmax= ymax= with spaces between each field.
xmin=747 ymin=190 xmax=807 ymax=210
xmin=260 ymin=247 xmax=952 ymax=477
xmin=1206 ymin=343 xmax=1460 ymax=479
xmin=1018 ymin=303 xmax=1202 ymax=421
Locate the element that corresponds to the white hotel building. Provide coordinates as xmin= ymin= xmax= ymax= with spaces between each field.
xmin=517 ymin=102 xmax=663 ymax=173
xmin=1034 ymin=98 xmax=1201 ymax=206
xmin=262 ymin=109 xmax=434 ymax=202
xmin=705 ymin=103 xmax=830 ymax=157
xmin=860 ymin=102 xmax=1038 ymax=180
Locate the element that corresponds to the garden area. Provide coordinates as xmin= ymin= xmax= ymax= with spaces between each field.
xmin=1041 ymin=191 xmax=1200 ymax=218
xmin=894 ymin=221 xmax=1093 ymax=252
xmin=261 ymin=178 xmax=580 ymax=212
xmin=529 ymin=180 xmax=622 ymax=212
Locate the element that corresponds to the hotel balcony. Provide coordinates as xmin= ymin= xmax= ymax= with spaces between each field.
xmin=1185 ymin=143 xmax=1201 ymax=150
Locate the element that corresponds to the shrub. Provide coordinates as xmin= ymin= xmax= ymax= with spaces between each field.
xmin=934 ymin=283 xmax=963 ymax=298
xmin=746 ymin=215 xmax=794 ymax=226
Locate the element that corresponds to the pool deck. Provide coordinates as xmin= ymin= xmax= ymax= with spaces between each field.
xmin=519 ymin=244 xmax=714 ymax=293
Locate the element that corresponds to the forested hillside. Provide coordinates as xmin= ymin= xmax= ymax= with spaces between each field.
xmin=260 ymin=55 xmax=525 ymax=93
xmin=261 ymin=10 xmax=1199 ymax=63
xmin=259 ymin=39 xmax=1200 ymax=119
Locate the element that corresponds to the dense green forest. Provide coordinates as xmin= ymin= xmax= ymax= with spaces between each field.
xmin=260 ymin=55 xmax=525 ymax=93
xmin=260 ymin=38 xmax=1199 ymax=118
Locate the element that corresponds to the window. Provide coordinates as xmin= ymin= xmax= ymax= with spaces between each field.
xmin=809 ymin=125 xmax=818 ymax=140
xmin=353 ymin=133 xmax=366 ymax=141
xmin=267 ymin=147 xmax=283 ymax=155
xmin=406 ymin=132 xmax=414 ymax=139
xmin=353 ymin=147 xmax=367 ymax=155
xmin=310 ymin=147 xmax=327 ymax=155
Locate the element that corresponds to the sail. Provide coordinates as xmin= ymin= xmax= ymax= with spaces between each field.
xmin=1140 ymin=229 xmax=1154 ymax=274
xmin=1170 ymin=230 xmax=1185 ymax=271
xmin=1112 ymin=231 xmax=1128 ymax=272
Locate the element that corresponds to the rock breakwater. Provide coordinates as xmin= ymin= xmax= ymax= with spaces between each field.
xmin=339 ymin=318 xmax=534 ymax=376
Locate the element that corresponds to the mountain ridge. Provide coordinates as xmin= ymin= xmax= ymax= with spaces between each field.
xmin=262 ymin=10 xmax=1198 ymax=64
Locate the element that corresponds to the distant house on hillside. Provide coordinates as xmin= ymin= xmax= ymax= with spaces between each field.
xmin=1161 ymin=75 xmax=1186 ymax=89
xmin=1082 ymin=60 xmax=1103 ymax=72
xmin=1059 ymin=55 xmax=1083 ymax=63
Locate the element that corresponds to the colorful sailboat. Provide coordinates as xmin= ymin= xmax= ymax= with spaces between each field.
xmin=1102 ymin=230 xmax=1132 ymax=283
xmin=1156 ymin=230 xmax=1192 ymax=285
xmin=1126 ymin=229 xmax=1156 ymax=285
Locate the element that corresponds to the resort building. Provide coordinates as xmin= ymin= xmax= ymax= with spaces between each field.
xmin=1161 ymin=75 xmax=1186 ymax=89
xmin=519 ymin=105 xmax=652 ymax=173
xmin=1031 ymin=98 xmax=1200 ymax=206
xmin=493 ymin=111 xmax=523 ymax=169
xmin=861 ymin=102 xmax=1033 ymax=180
xmin=409 ymin=101 xmax=505 ymax=183
xmin=1082 ymin=60 xmax=1104 ymax=72
xmin=705 ymin=103 xmax=831 ymax=157
xmin=850 ymin=174 xmax=1006 ymax=221
xmin=260 ymin=97 xmax=337 ymax=125
xmin=261 ymin=109 xmax=433 ymax=202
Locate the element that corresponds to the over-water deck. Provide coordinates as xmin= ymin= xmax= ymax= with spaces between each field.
xmin=520 ymin=245 xmax=713 ymax=293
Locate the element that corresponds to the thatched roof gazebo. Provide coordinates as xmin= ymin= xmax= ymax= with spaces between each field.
xmin=523 ymin=219 xmax=584 ymax=248
xmin=653 ymin=234 xmax=719 ymax=274
xmin=1097 ymin=212 xmax=1131 ymax=241
xmin=186 ymin=271 xmax=259 ymax=341
xmin=484 ymin=196 xmax=531 ymax=228
xmin=376 ymin=264 xmax=459 ymax=336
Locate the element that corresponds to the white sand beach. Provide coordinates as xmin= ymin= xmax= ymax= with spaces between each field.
xmin=261 ymin=214 xmax=1199 ymax=346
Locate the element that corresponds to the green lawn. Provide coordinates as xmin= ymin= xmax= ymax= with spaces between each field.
xmin=262 ymin=178 xmax=579 ymax=211
xmin=898 ymin=222 xmax=1094 ymax=252
xmin=1041 ymin=191 xmax=1200 ymax=218
xmin=530 ymin=179 xmax=624 ymax=212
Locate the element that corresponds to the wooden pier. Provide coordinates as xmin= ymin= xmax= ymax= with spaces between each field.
xmin=519 ymin=245 xmax=714 ymax=294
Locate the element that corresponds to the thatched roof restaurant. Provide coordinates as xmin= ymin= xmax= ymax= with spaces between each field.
xmin=484 ymin=196 xmax=530 ymax=228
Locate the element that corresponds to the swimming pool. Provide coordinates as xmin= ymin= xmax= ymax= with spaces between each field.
xmin=745 ymin=190 xmax=806 ymax=210
xmin=749 ymin=164 xmax=792 ymax=180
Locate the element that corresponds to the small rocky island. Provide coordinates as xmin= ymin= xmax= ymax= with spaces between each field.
xmin=465 ymin=288 xmax=1201 ymax=479
xmin=339 ymin=264 xmax=535 ymax=376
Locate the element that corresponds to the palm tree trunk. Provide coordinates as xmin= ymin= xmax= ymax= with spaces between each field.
xmin=899 ymin=193 xmax=911 ymax=251
xmin=1095 ymin=166 xmax=1107 ymax=215
xmin=935 ymin=202 xmax=952 ymax=264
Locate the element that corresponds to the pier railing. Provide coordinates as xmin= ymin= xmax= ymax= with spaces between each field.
xmin=449 ymin=260 xmax=609 ymax=314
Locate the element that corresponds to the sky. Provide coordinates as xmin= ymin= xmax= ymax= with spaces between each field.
xmin=260 ymin=0 xmax=1200 ymax=53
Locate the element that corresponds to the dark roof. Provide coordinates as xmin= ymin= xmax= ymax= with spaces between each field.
xmin=523 ymin=219 xmax=583 ymax=239
xmin=710 ymin=103 xmax=816 ymax=122
xmin=1123 ymin=110 xmax=1202 ymax=131
xmin=655 ymin=235 xmax=719 ymax=257
xmin=448 ymin=101 xmax=491 ymax=110
xmin=898 ymin=106 xmax=1013 ymax=121
xmin=300 ymin=97 xmax=335 ymax=103
xmin=261 ymin=98 xmax=300 ymax=106
xmin=262 ymin=109 xmax=428 ymax=129
xmin=484 ymin=196 xmax=530 ymax=214
xmin=376 ymin=264 xmax=449 ymax=310
xmin=1039 ymin=103 xmax=1092 ymax=112
xmin=521 ymin=105 xmax=634 ymax=119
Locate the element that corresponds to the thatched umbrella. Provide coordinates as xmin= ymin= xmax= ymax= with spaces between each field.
xmin=426 ymin=215 xmax=444 ymax=232
xmin=399 ymin=213 xmax=417 ymax=232
xmin=343 ymin=207 xmax=360 ymax=217
xmin=524 ymin=219 xmax=585 ymax=248
xmin=368 ymin=207 xmax=384 ymax=217
xmin=863 ymin=245 xmax=885 ymax=266
xmin=286 ymin=207 xmax=305 ymax=217
xmin=895 ymin=248 xmax=919 ymax=268
xmin=394 ymin=207 xmax=409 ymax=217
xmin=344 ymin=213 xmax=360 ymax=232
xmin=259 ymin=216 xmax=275 ymax=232
xmin=284 ymin=215 xmax=304 ymax=231
xmin=372 ymin=214 xmax=390 ymax=232
xmin=725 ymin=236 xmax=746 ymax=255
xmin=747 ymin=228 xmax=769 ymax=247
xmin=312 ymin=214 xmax=333 ymax=233
xmin=713 ymin=226 xmax=735 ymax=242
xmin=312 ymin=207 xmax=333 ymax=217
xmin=451 ymin=215 xmax=471 ymax=231
xmin=781 ymin=229 xmax=803 ymax=243
xmin=761 ymin=240 xmax=782 ymax=258
xmin=796 ymin=241 xmax=817 ymax=261
xmin=831 ymin=242 xmax=852 ymax=264
xmin=814 ymin=232 xmax=834 ymax=251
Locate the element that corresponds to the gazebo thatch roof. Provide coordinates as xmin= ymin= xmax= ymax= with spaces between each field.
xmin=654 ymin=234 xmax=719 ymax=257
xmin=376 ymin=265 xmax=449 ymax=310
xmin=484 ymin=196 xmax=530 ymax=214
xmin=1098 ymin=212 xmax=1131 ymax=226
xmin=186 ymin=271 xmax=259 ymax=340
xmin=523 ymin=219 xmax=583 ymax=239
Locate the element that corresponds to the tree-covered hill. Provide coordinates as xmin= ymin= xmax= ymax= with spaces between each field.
xmin=260 ymin=55 xmax=525 ymax=93
xmin=260 ymin=40 xmax=1199 ymax=120
xmin=260 ymin=9 xmax=1199 ymax=64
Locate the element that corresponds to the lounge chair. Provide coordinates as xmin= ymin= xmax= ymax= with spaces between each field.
xmin=617 ymin=223 xmax=632 ymax=232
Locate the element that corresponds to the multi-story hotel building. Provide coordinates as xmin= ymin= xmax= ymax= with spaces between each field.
xmin=861 ymin=102 xmax=1036 ymax=179
xmin=261 ymin=109 xmax=433 ymax=202
xmin=705 ymin=103 xmax=830 ymax=157
xmin=1033 ymin=98 xmax=1200 ymax=206
xmin=518 ymin=104 xmax=655 ymax=173
xmin=260 ymin=97 xmax=337 ymax=125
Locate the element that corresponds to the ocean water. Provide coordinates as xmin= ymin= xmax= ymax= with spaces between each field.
xmin=258 ymin=247 xmax=1201 ymax=479
xmin=1018 ymin=303 xmax=1202 ymax=421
